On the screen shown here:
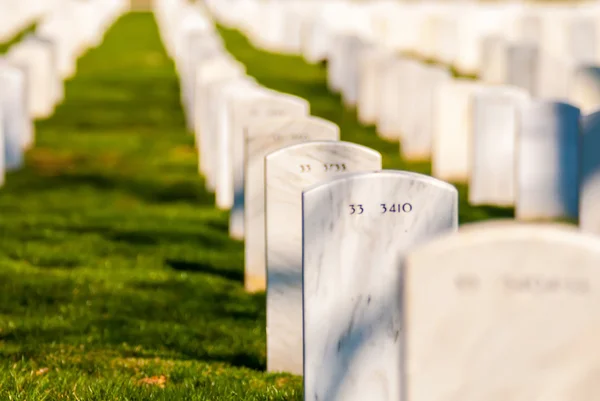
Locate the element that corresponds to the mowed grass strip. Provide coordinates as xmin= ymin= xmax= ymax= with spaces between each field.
xmin=0 ymin=12 xmax=302 ymax=400
xmin=217 ymin=26 xmax=514 ymax=224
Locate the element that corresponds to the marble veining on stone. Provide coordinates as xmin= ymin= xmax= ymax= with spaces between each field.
xmin=302 ymin=170 xmax=458 ymax=401
xmin=265 ymin=141 xmax=381 ymax=375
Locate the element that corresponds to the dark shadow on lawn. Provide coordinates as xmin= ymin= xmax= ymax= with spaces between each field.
xmin=166 ymin=258 xmax=244 ymax=283
xmin=4 ymin=171 xmax=215 ymax=206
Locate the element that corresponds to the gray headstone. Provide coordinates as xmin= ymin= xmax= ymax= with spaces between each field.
xmin=516 ymin=101 xmax=580 ymax=220
xmin=244 ymin=116 xmax=339 ymax=292
xmin=340 ymin=35 xmax=369 ymax=108
xmin=405 ymin=221 xmax=600 ymax=401
xmin=265 ymin=141 xmax=382 ymax=375
xmin=303 ymin=170 xmax=458 ymax=401
xmin=376 ymin=57 xmax=408 ymax=140
xmin=432 ymin=79 xmax=488 ymax=183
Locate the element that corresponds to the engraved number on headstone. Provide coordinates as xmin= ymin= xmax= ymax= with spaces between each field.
xmin=273 ymin=134 xmax=309 ymax=141
xmin=349 ymin=204 xmax=364 ymax=215
xmin=323 ymin=163 xmax=347 ymax=172
xmin=502 ymin=275 xmax=591 ymax=295
xmin=380 ymin=203 xmax=413 ymax=213
xmin=454 ymin=274 xmax=480 ymax=292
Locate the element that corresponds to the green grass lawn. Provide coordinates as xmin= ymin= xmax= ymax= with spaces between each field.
xmin=0 ymin=11 xmax=513 ymax=401
xmin=0 ymin=13 xmax=301 ymax=400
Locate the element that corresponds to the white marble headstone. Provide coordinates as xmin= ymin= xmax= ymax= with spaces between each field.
xmin=469 ymin=86 xmax=530 ymax=206
xmin=432 ymin=79 xmax=488 ymax=183
xmin=31 ymin=35 xmax=63 ymax=106
xmin=303 ymin=170 xmax=458 ymax=401
xmin=198 ymin=76 xmax=253 ymax=192
xmin=404 ymin=221 xmax=600 ymax=401
xmin=580 ymin=109 xmax=600 ymax=235
xmin=516 ymin=101 xmax=580 ymax=221
xmin=244 ymin=117 xmax=339 ymax=292
xmin=376 ymin=57 xmax=408 ymax=140
xmin=229 ymin=95 xmax=309 ymax=240
xmin=7 ymin=37 xmax=57 ymax=119
xmin=357 ymin=46 xmax=394 ymax=125
xmin=400 ymin=63 xmax=451 ymax=161
xmin=0 ymin=62 xmax=29 ymax=170
xmin=479 ymin=36 xmax=507 ymax=85
xmin=213 ymin=81 xmax=263 ymax=210
xmin=193 ymin=56 xmax=246 ymax=157
xmin=265 ymin=141 xmax=382 ymax=375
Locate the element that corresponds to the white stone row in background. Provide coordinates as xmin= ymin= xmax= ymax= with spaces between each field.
xmin=158 ymin=1 xmax=600 ymax=399
xmin=208 ymin=0 xmax=600 ymax=236
xmin=0 ymin=0 xmax=129 ymax=187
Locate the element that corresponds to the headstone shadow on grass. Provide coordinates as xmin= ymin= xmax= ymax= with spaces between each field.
xmin=165 ymin=258 xmax=244 ymax=283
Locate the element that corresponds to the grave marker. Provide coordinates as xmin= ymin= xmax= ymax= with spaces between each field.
xmin=401 ymin=63 xmax=451 ymax=161
xmin=265 ymin=141 xmax=382 ymax=375
xmin=303 ymin=170 xmax=458 ymax=401
xmin=516 ymin=101 xmax=580 ymax=220
xmin=244 ymin=117 xmax=339 ymax=292
xmin=432 ymin=79 xmax=487 ymax=183
xmin=230 ymin=95 xmax=309 ymax=240
xmin=357 ymin=46 xmax=394 ymax=125
xmin=469 ymin=86 xmax=529 ymax=206
xmin=7 ymin=37 xmax=57 ymax=119
xmin=405 ymin=221 xmax=600 ymax=401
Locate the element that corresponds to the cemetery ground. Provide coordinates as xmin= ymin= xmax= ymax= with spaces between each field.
xmin=0 ymin=12 xmax=512 ymax=400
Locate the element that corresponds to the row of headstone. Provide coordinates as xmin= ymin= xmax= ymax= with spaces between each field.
xmin=210 ymin=0 xmax=600 ymax=235
xmin=207 ymin=0 xmax=600 ymax=74
xmin=164 ymin=2 xmax=600 ymax=399
xmin=0 ymin=0 xmax=128 ymax=187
